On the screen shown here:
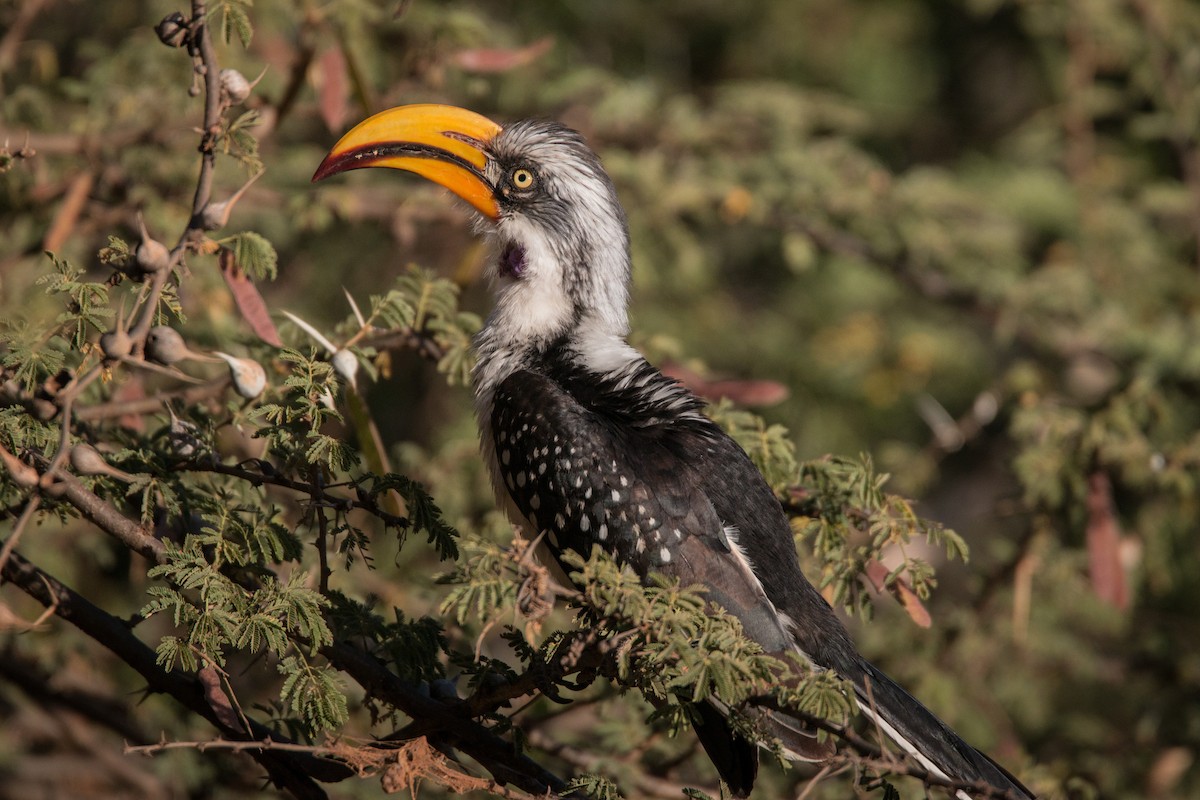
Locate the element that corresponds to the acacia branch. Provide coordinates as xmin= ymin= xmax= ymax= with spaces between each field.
xmin=0 ymin=547 xmax=349 ymax=797
xmin=73 ymin=377 xmax=230 ymax=421
xmin=181 ymin=459 xmax=411 ymax=529
xmin=0 ymin=646 xmax=151 ymax=744
xmin=35 ymin=464 xmax=166 ymax=563
xmin=323 ymin=640 xmax=576 ymax=797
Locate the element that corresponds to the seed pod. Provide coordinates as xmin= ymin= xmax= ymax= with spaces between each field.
xmin=0 ymin=447 xmax=39 ymax=489
xmin=99 ymin=328 xmax=133 ymax=360
xmin=214 ymin=351 xmax=267 ymax=399
xmin=199 ymin=170 xmax=262 ymax=231
xmin=70 ymin=442 xmax=135 ymax=482
xmin=146 ymin=326 xmax=187 ymax=365
xmin=145 ymin=326 xmax=220 ymax=365
xmin=135 ymin=214 xmax=171 ymax=276
xmin=155 ymin=12 xmax=189 ymax=48
xmin=219 ymin=68 xmax=251 ymax=103
xmin=331 ymin=348 xmax=359 ymax=391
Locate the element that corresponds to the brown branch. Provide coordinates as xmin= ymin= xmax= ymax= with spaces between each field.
xmin=40 ymin=363 xmax=103 ymax=485
xmin=38 ymin=467 xmax=166 ymax=563
xmin=313 ymin=472 xmax=331 ymax=594
xmin=0 ymin=0 xmax=53 ymax=83
xmin=126 ymin=736 xmax=348 ymax=758
xmin=0 ymin=645 xmax=152 ymax=744
xmin=263 ymin=32 xmax=317 ymax=133
xmin=324 ymin=640 xmax=576 ymax=797
xmin=41 ymin=169 xmax=94 ymax=252
xmin=128 ymin=0 xmax=223 ymax=352
xmin=74 ymin=377 xmax=230 ymax=422
xmin=359 ymin=327 xmax=449 ymax=363
xmin=0 ymin=491 xmax=40 ymax=576
xmin=0 ymin=548 xmax=350 ymax=796
xmin=0 ymin=126 xmax=156 ymax=157
xmin=180 ymin=459 xmax=411 ymax=529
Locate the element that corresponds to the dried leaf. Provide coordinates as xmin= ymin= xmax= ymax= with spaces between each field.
xmin=197 ymin=666 xmax=244 ymax=732
xmin=864 ymin=559 xmax=931 ymax=628
xmin=42 ymin=171 xmax=94 ymax=253
xmin=662 ymin=361 xmax=789 ymax=407
xmin=218 ymin=248 xmax=282 ymax=347
xmin=1086 ymin=471 xmax=1128 ymax=610
xmin=450 ymin=37 xmax=553 ymax=74
xmin=316 ymin=47 xmax=350 ymax=134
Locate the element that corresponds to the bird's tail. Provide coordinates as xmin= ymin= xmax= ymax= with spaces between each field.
xmin=848 ymin=659 xmax=1034 ymax=800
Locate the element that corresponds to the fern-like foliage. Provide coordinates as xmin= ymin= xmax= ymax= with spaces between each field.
xmin=791 ymin=454 xmax=967 ymax=617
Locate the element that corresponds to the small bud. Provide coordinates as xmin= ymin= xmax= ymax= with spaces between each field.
xmin=70 ymin=442 xmax=136 ymax=482
xmin=145 ymin=326 xmax=187 ymax=364
xmin=200 ymin=201 xmax=231 ymax=231
xmin=220 ymin=68 xmax=251 ymax=103
xmin=155 ymin=12 xmax=189 ymax=48
xmin=99 ymin=328 xmax=133 ymax=360
xmin=144 ymin=326 xmax=217 ymax=366
xmin=214 ymin=351 xmax=267 ymax=399
xmin=1 ymin=447 xmax=39 ymax=489
xmin=135 ymin=214 xmax=171 ymax=276
xmin=199 ymin=170 xmax=262 ymax=231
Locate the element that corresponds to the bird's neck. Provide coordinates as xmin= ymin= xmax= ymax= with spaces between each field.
xmin=473 ymin=306 xmax=634 ymax=404
xmin=472 ymin=220 xmax=633 ymax=401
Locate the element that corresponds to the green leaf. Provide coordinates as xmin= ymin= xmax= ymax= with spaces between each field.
xmin=367 ymin=473 xmax=460 ymax=560
xmin=278 ymin=655 xmax=348 ymax=733
xmin=563 ymin=774 xmax=623 ymax=800
xmin=212 ymin=0 xmax=254 ymax=47
xmin=224 ymin=231 xmax=278 ymax=281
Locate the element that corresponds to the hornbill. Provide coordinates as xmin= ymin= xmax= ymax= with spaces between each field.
xmin=314 ymin=104 xmax=1034 ymax=800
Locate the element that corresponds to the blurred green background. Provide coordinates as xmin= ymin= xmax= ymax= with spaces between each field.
xmin=3 ymin=0 xmax=1200 ymax=798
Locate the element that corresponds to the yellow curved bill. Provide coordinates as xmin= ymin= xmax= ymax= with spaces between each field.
xmin=313 ymin=104 xmax=503 ymax=220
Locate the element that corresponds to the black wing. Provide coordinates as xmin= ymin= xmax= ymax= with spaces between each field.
xmin=491 ymin=368 xmax=802 ymax=655
xmin=490 ymin=369 xmax=835 ymax=777
xmin=491 ymin=365 xmax=1033 ymax=799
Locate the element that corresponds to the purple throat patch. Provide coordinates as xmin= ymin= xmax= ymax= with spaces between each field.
xmin=500 ymin=242 xmax=527 ymax=278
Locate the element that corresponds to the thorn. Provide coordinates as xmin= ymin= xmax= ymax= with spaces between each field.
xmin=281 ymin=310 xmax=336 ymax=354
xmin=200 ymin=169 xmax=264 ymax=231
xmin=343 ymin=287 xmax=366 ymax=328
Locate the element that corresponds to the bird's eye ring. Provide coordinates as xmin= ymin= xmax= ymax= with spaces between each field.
xmin=510 ymin=168 xmax=536 ymax=190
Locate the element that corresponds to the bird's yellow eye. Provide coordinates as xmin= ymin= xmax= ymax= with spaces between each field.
xmin=510 ymin=168 xmax=535 ymax=190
